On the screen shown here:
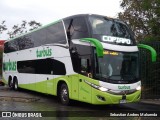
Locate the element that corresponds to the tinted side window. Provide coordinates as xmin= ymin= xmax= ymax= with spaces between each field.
xmin=4 ymin=21 xmax=67 ymax=53
xmin=35 ymin=59 xmax=53 ymax=74
xmin=18 ymin=35 xmax=34 ymax=50
xmin=46 ymin=22 xmax=67 ymax=44
xmin=64 ymin=17 xmax=89 ymax=40
xmin=70 ymin=45 xmax=92 ymax=74
xmin=32 ymin=29 xmax=46 ymax=47
xmin=17 ymin=59 xmax=66 ymax=75
xmin=74 ymin=44 xmax=91 ymax=56
xmin=4 ymin=40 xmax=19 ymax=53
xmin=72 ymin=17 xmax=87 ymax=32
xmin=71 ymin=17 xmax=88 ymax=39
xmin=80 ymin=58 xmax=91 ymax=76
xmin=17 ymin=60 xmax=35 ymax=73
xmin=52 ymin=59 xmax=66 ymax=75
xmin=4 ymin=42 xmax=9 ymax=53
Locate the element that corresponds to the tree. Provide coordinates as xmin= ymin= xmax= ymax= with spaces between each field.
xmin=118 ymin=0 xmax=160 ymax=41
xmin=0 ymin=21 xmax=7 ymax=34
xmin=7 ymin=20 xmax=42 ymax=38
xmin=0 ymin=20 xmax=41 ymax=39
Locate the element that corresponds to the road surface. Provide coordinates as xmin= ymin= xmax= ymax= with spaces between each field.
xmin=0 ymin=86 xmax=159 ymax=120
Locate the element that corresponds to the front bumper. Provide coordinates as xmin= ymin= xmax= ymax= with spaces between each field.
xmin=91 ymin=88 xmax=141 ymax=105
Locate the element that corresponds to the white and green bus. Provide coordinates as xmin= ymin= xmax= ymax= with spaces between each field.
xmin=2 ymin=14 xmax=157 ymax=105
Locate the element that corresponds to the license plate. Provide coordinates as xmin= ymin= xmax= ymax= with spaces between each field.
xmin=120 ymin=99 xmax=126 ymax=104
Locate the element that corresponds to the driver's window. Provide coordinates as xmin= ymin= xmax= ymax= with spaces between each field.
xmin=81 ymin=58 xmax=91 ymax=77
xmin=81 ymin=58 xmax=88 ymax=74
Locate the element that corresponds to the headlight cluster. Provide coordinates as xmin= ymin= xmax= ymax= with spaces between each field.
xmin=84 ymin=80 xmax=109 ymax=92
xmin=136 ymin=86 xmax=141 ymax=90
xmin=84 ymin=80 xmax=141 ymax=93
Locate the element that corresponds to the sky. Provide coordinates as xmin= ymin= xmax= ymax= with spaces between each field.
xmin=0 ymin=0 xmax=122 ymax=40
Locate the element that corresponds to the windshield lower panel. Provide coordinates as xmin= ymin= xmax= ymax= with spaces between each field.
xmin=94 ymin=50 xmax=139 ymax=84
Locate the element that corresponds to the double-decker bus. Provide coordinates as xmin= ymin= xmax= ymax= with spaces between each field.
xmin=2 ymin=14 xmax=157 ymax=105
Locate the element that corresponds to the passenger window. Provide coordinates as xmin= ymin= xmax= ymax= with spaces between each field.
xmin=4 ymin=40 xmax=19 ymax=53
xmin=72 ymin=17 xmax=88 ymax=39
xmin=18 ymin=35 xmax=34 ymax=50
xmin=72 ymin=17 xmax=87 ymax=32
xmin=64 ymin=17 xmax=89 ymax=40
xmin=17 ymin=59 xmax=66 ymax=75
xmin=32 ymin=29 xmax=46 ymax=47
xmin=46 ymin=22 xmax=67 ymax=44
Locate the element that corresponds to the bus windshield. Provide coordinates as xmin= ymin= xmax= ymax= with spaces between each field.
xmin=89 ymin=15 xmax=135 ymax=45
xmin=94 ymin=50 xmax=139 ymax=83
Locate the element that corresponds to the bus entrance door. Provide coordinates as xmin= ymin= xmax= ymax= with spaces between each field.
xmin=78 ymin=58 xmax=92 ymax=103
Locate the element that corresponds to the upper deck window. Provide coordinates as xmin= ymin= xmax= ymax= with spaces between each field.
xmin=4 ymin=21 xmax=67 ymax=53
xmin=64 ymin=16 xmax=89 ymax=40
xmin=89 ymin=15 xmax=136 ymax=46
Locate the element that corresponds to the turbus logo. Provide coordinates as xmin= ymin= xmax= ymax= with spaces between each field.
xmin=36 ymin=48 xmax=52 ymax=58
xmin=118 ymin=85 xmax=130 ymax=90
xmin=3 ymin=60 xmax=17 ymax=71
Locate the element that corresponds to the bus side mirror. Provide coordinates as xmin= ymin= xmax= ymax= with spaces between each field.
xmin=138 ymin=44 xmax=157 ymax=62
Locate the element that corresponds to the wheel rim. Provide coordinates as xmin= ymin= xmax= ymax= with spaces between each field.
xmin=9 ymin=81 xmax=13 ymax=87
xmin=61 ymin=88 xmax=68 ymax=102
xmin=15 ymin=82 xmax=18 ymax=89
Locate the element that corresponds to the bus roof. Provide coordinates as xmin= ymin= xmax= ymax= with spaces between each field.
xmin=6 ymin=14 xmax=122 ymax=43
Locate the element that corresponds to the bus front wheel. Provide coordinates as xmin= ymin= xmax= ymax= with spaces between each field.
xmin=60 ymin=83 xmax=70 ymax=105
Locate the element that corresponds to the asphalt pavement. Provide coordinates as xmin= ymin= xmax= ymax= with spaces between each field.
xmin=0 ymin=85 xmax=160 ymax=120
xmin=0 ymin=85 xmax=40 ymax=102
xmin=0 ymin=85 xmax=159 ymax=105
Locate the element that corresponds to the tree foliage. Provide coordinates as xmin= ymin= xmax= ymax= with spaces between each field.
xmin=0 ymin=21 xmax=7 ymax=34
xmin=118 ymin=0 xmax=160 ymax=41
xmin=0 ymin=20 xmax=42 ymax=39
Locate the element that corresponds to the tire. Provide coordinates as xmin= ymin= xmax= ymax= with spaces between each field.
xmin=8 ymin=81 xmax=12 ymax=88
xmin=60 ymin=83 xmax=70 ymax=105
xmin=8 ymin=77 xmax=13 ymax=89
xmin=13 ymin=78 xmax=18 ymax=91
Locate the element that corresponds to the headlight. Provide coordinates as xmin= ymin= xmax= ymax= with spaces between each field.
xmin=136 ymin=86 xmax=141 ymax=90
xmin=84 ymin=80 xmax=108 ymax=92
xmin=99 ymin=87 xmax=109 ymax=92
xmin=91 ymin=83 xmax=99 ymax=89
